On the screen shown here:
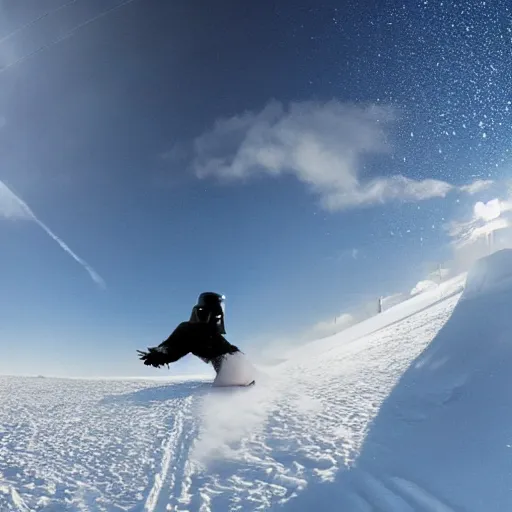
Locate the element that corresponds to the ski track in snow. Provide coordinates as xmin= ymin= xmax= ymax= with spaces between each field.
xmin=0 ymin=292 xmax=460 ymax=511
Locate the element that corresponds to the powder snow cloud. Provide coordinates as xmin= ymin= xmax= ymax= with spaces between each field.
xmin=182 ymin=99 xmax=490 ymax=211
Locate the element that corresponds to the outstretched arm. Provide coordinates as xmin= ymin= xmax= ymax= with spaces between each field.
xmin=137 ymin=323 xmax=191 ymax=368
xmin=216 ymin=334 xmax=240 ymax=356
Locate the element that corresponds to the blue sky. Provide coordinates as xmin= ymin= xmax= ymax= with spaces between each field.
xmin=0 ymin=0 xmax=511 ymax=377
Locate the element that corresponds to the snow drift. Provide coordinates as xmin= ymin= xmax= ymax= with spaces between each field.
xmin=333 ymin=248 xmax=512 ymax=511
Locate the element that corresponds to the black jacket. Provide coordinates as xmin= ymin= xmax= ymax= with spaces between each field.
xmin=137 ymin=321 xmax=240 ymax=372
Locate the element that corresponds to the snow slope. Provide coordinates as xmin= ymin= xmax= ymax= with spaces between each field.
xmin=1 ymin=250 xmax=511 ymax=511
xmin=337 ymin=248 xmax=512 ymax=512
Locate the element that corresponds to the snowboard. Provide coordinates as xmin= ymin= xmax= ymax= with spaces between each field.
xmin=212 ymin=379 xmax=255 ymax=388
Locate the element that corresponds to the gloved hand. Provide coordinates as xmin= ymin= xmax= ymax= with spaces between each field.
xmin=136 ymin=347 xmax=169 ymax=368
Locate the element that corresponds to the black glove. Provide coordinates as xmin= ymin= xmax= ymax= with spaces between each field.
xmin=136 ymin=348 xmax=169 ymax=368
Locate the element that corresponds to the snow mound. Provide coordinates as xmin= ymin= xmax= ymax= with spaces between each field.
xmin=348 ymin=248 xmax=512 ymax=511
xmin=407 ymin=249 xmax=512 ymax=394
xmin=462 ymin=247 xmax=512 ymax=300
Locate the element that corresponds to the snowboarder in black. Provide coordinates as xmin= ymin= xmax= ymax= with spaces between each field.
xmin=137 ymin=292 xmax=241 ymax=374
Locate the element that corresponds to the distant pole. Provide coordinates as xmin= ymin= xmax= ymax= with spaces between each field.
xmin=487 ymin=231 xmax=494 ymax=254
xmin=378 ymin=296 xmax=383 ymax=314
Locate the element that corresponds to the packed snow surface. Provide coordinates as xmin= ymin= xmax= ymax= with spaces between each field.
xmin=2 ymin=250 xmax=512 ymax=511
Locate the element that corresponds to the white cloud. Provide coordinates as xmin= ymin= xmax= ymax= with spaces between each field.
xmin=448 ymin=197 xmax=512 ymax=250
xmin=474 ymin=198 xmax=507 ymax=222
xmin=321 ymin=175 xmax=453 ymax=210
xmin=187 ymin=100 xmax=491 ymax=211
xmin=460 ymin=179 xmax=494 ymax=195
xmin=0 ymin=180 xmax=105 ymax=288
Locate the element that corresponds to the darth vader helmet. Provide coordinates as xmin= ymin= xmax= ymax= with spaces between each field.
xmin=189 ymin=292 xmax=226 ymax=334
